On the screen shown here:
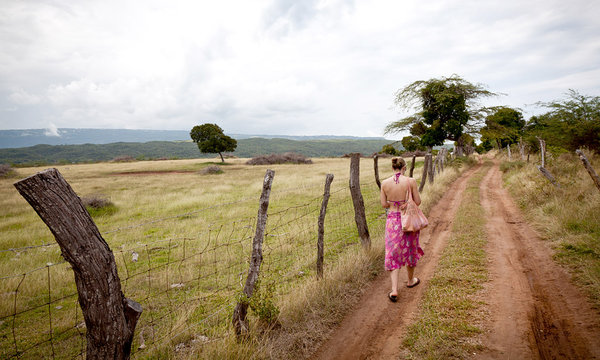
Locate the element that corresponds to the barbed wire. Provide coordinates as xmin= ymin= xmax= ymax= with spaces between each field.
xmin=0 ymin=172 xmax=384 ymax=359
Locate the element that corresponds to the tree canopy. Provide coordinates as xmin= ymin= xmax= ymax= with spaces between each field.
xmin=385 ymin=75 xmax=496 ymax=155
xmin=523 ymin=90 xmax=600 ymax=152
xmin=480 ymin=107 xmax=525 ymax=149
xmin=190 ymin=123 xmax=237 ymax=162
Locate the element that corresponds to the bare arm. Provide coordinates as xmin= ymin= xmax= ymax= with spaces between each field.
xmin=410 ymin=178 xmax=421 ymax=205
xmin=380 ymin=183 xmax=390 ymax=208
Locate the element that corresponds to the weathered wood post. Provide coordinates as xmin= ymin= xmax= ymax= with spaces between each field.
xmin=349 ymin=153 xmax=370 ymax=249
xmin=427 ymin=153 xmax=434 ymax=184
xmin=14 ymin=169 xmax=142 ymax=360
xmin=419 ymin=154 xmax=429 ymax=192
xmin=317 ymin=174 xmax=334 ymax=279
xmin=409 ymin=155 xmax=416 ymax=177
xmin=507 ymin=145 xmax=512 ymax=161
xmin=537 ymin=166 xmax=560 ymax=188
xmin=232 ymin=169 xmax=275 ymax=337
xmin=519 ymin=138 xmax=525 ymax=161
xmin=537 ymin=137 xmax=546 ymax=167
xmin=576 ymin=149 xmax=600 ymax=192
xmin=373 ymin=154 xmax=381 ymax=190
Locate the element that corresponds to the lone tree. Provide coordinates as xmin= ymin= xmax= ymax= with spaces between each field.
xmin=480 ymin=107 xmax=525 ymax=149
xmin=190 ymin=123 xmax=237 ymax=162
xmin=385 ymin=75 xmax=496 ymax=156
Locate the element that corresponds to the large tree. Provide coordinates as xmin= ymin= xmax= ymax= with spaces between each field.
xmin=385 ymin=75 xmax=496 ymax=156
xmin=480 ymin=107 xmax=525 ymax=149
xmin=190 ymin=123 xmax=237 ymax=162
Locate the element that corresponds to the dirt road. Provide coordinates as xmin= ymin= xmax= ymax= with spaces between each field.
xmin=311 ymin=162 xmax=600 ymax=360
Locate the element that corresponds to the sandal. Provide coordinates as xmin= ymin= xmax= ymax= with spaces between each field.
xmin=388 ymin=292 xmax=398 ymax=302
xmin=407 ymin=277 xmax=420 ymax=288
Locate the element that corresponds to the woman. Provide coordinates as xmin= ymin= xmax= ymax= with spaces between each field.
xmin=380 ymin=157 xmax=424 ymax=302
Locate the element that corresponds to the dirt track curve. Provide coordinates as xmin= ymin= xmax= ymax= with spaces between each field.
xmin=311 ymin=162 xmax=600 ymax=360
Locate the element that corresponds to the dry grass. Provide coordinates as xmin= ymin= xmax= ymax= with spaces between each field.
xmin=500 ymin=150 xmax=600 ymax=308
xmin=0 ymin=155 xmax=472 ymax=359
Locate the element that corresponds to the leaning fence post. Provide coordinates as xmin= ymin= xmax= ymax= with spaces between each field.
xmin=373 ymin=155 xmax=381 ymax=190
xmin=576 ymin=149 xmax=600 ymax=192
xmin=537 ymin=137 xmax=546 ymax=167
xmin=349 ymin=153 xmax=370 ymax=249
xmin=232 ymin=169 xmax=275 ymax=337
xmin=317 ymin=174 xmax=334 ymax=279
xmin=14 ymin=168 xmax=142 ymax=360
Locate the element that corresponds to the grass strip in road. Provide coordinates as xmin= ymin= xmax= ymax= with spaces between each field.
xmin=400 ymin=162 xmax=490 ymax=359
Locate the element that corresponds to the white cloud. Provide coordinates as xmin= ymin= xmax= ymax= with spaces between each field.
xmin=44 ymin=123 xmax=60 ymax=137
xmin=0 ymin=0 xmax=598 ymax=136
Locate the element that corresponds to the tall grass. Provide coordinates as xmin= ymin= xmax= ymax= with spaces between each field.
xmin=500 ymin=150 xmax=600 ymax=308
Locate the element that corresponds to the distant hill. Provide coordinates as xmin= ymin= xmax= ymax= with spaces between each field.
xmin=0 ymin=138 xmax=399 ymax=165
xmin=0 ymin=128 xmax=386 ymax=149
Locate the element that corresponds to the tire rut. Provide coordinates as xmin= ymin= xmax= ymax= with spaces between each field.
xmin=479 ymin=162 xmax=600 ymax=359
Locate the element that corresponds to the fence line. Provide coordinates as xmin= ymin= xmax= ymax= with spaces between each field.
xmin=1 ymin=169 xmax=384 ymax=359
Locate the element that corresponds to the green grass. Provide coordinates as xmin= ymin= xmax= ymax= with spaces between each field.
xmin=400 ymin=162 xmax=490 ymax=359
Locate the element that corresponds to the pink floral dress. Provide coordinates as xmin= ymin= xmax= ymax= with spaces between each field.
xmin=384 ymin=173 xmax=424 ymax=271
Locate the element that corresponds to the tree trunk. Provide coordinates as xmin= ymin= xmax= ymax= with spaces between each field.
xmin=349 ymin=154 xmax=370 ymax=249
xmin=14 ymin=169 xmax=141 ymax=360
xmin=409 ymin=155 xmax=416 ymax=177
xmin=232 ymin=169 xmax=275 ymax=336
xmin=373 ymin=155 xmax=381 ymax=190
xmin=218 ymin=152 xmax=225 ymax=163
xmin=576 ymin=149 xmax=600 ymax=192
xmin=317 ymin=174 xmax=334 ymax=278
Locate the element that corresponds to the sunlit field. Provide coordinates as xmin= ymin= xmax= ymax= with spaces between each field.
xmin=1 ymin=156 xmax=435 ymax=359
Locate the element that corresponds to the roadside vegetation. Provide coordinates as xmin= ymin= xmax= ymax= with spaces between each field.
xmin=400 ymin=162 xmax=490 ymax=359
xmin=500 ymin=150 xmax=600 ymax=308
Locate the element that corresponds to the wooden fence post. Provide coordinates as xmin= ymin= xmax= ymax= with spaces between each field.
xmin=537 ymin=166 xmax=560 ymax=188
xmin=537 ymin=137 xmax=546 ymax=167
xmin=14 ymin=168 xmax=142 ymax=360
xmin=409 ymin=155 xmax=416 ymax=177
xmin=317 ymin=174 xmax=334 ymax=279
xmin=349 ymin=153 xmax=371 ymax=249
xmin=507 ymin=145 xmax=512 ymax=161
xmin=419 ymin=154 xmax=429 ymax=192
xmin=373 ymin=155 xmax=381 ymax=190
xmin=427 ymin=154 xmax=434 ymax=184
xmin=576 ymin=149 xmax=600 ymax=192
xmin=232 ymin=169 xmax=275 ymax=336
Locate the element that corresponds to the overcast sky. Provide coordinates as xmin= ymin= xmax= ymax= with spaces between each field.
xmin=1 ymin=0 xmax=599 ymax=138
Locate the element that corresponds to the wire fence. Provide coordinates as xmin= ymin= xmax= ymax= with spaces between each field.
xmin=0 ymin=172 xmax=385 ymax=359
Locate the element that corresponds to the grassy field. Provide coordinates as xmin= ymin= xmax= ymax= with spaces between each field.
xmin=0 ymin=155 xmax=472 ymax=359
xmin=500 ymin=150 xmax=600 ymax=309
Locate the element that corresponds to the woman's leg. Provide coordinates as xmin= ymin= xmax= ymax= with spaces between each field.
xmin=407 ymin=266 xmax=417 ymax=286
xmin=390 ymin=268 xmax=400 ymax=295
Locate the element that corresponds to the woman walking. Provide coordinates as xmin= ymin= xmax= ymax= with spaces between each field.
xmin=380 ymin=157 xmax=424 ymax=302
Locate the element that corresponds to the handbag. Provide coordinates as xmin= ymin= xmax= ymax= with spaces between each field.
xmin=400 ymin=182 xmax=428 ymax=232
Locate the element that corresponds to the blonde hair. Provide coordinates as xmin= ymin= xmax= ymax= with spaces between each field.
xmin=391 ymin=157 xmax=406 ymax=171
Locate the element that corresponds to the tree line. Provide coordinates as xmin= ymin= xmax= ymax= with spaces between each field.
xmin=381 ymin=75 xmax=599 ymax=156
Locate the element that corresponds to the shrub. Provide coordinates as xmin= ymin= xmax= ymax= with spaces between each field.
xmin=246 ymin=152 xmax=312 ymax=165
xmin=112 ymin=155 xmax=135 ymax=162
xmin=200 ymin=165 xmax=224 ymax=174
xmin=0 ymin=164 xmax=15 ymax=178
xmin=81 ymin=195 xmax=117 ymax=216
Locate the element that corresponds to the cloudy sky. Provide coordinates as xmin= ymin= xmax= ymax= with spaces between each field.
xmin=1 ymin=0 xmax=599 ymax=138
